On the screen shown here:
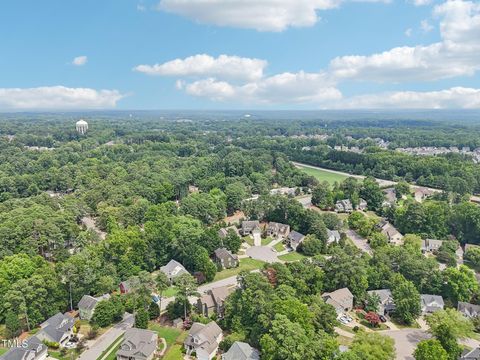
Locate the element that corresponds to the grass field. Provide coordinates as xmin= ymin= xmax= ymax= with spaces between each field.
xmin=274 ymin=241 xmax=286 ymax=252
xmin=148 ymin=323 xmax=188 ymax=360
xmin=278 ymin=252 xmax=308 ymax=262
xmin=261 ymin=237 xmax=273 ymax=246
xmin=296 ymin=165 xmax=349 ymax=185
xmin=162 ymin=286 xmax=178 ymax=298
xmin=0 ymin=348 xmax=8 ymax=356
xmin=214 ymin=258 xmax=265 ymax=281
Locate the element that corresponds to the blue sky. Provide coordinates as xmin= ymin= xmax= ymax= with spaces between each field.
xmin=0 ymin=0 xmax=479 ymax=110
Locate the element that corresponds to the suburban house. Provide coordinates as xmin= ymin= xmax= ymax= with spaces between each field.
xmin=321 ymin=288 xmax=354 ymax=315
xmin=36 ymin=313 xmax=75 ymax=347
xmin=222 ymin=341 xmax=260 ymax=360
xmin=160 ymin=259 xmax=189 ymax=283
xmin=414 ymin=187 xmax=434 ymax=202
xmin=458 ymin=302 xmax=480 ymax=318
xmin=78 ymin=293 xmax=110 ymax=321
xmin=382 ymin=188 xmax=397 ymax=206
xmin=266 ymin=222 xmax=290 ymax=238
xmin=420 ymin=294 xmax=445 ymax=314
xmin=376 ymin=220 xmax=404 ymax=245
xmin=240 ymin=221 xmax=261 ymax=236
xmin=287 ymin=231 xmax=306 ymax=251
xmin=420 ymin=239 xmax=444 ymax=253
xmin=116 ymin=328 xmax=158 ymax=360
xmin=197 ymin=285 xmax=234 ymax=318
xmin=0 ymin=336 xmax=47 ymax=360
xmin=218 ymin=226 xmax=238 ymax=239
xmin=184 ymin=321 xmax=223 ymax=360
xmin=357 ymin=198 xmax=368 ymax=211
xmin=270 ymin=187 xmax=296 ymax=196
xmin=335 ymin=199 xmax=353 ymax=213
xmin=327 ymin=229 xmax=341 ymax=245
xmin=460 ymin=348 xmax=480 ymax=360
xmin=213 ymin=248 xmax=239 ymax=269
xmin=367 ymin=289 xmax=396 ymax=315
xmin=120 ymin=280 xmax=133 ymax=294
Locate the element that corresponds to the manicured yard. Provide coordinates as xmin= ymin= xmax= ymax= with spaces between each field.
xmin=244 ymin=236 xmax=254 ymax=246
xmin=162 ymin=286 xmax=178 ymax=298
xmin=0 ymin=348 xmax=8 ymax=355
xmin=261 ymin=237 xmax=273 ymax=246
xmin=49 ymin=349 xmax=78 ymax=360
xmin=274 ymin=241 xmax=285 ymax=252
xmin=148 ymin=323 xmax=182 ymax=346
xmin=295 ymin=165 xmax=349 ymax=185
xmin=163 ymin=344 xmax=183 ymax=360
xmin=278 ymin=251 xmax=308 ymax=262
xmin=214 ymin=258 xmax=265 ymax=281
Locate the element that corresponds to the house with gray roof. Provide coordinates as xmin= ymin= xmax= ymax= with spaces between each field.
xmin=197 ymin=285 xmax=234 ymax=318
xmin=78 ymin=293 xmax=110 ymax=321
xmin=222 ymin=341 xmax=260 ymax=360
xmin=36 ymin=313 xmax=75 ymax=347
xmin=420 ymin=239 xmax=444 ymax=253
xmin=367 ymin=289 xmax=395 ymax=315
xmin=335 ymin=199 xmax=353 ymax=213
xmin=322 ymin=288 xmax=354 ymax=315
xmin=184 ymin=321 xmax=223 ymax=360
xmin=266 ymin=222 xmax=290 ymax=238
xmin=160 ymin=259 xmax=188 ymax=283
xmin=0 ymin=336 xmax=47 ymax=360
xmin=240 ymin=221 xmax=261 ymax=236
xmin=357 ymin=198 xmax=368 ymax=211
xmin=213 ymin=248 xmax=238 ymax=269
xmin=376 ymin=220 xmax=403 ymax=245
xmin=116 ymin=328 xmax=158 ymax=360
xmin=420 ymin=294 xmax=444 ymax=314
xmin=286 ymin=231 xmax=305 ymax=251
xmin=458 ymin=302 xmax=480 ymax=319
xmin=461 ymin=347 xmax=480 ymax=360
xmin=218 ymin=226 xmax=238 ymax=239
xmin=327 ymin=230 xmax=341 ymax=245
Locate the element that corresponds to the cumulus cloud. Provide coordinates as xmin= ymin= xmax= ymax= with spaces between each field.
xmin=72 ymin=56 xmax=88 ymax=66
xmin=420 ymin=19 xmax=434 ymax=32
xmin=330 ymin=0 xmax=480 ymax=82
xmin=0 ymin=86 xmax=124 ymax=110
xmin=134 ymin=54 xmax=267 ymax=81
xmin=332 ymin=87 xmax=480 ymax=109
xmin=410 ymin=0 xmax=433 ymax=6
xmin=157 ymin=0 xmax=389 ymax=32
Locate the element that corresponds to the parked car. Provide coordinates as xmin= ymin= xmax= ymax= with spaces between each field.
xmin=379 ymin=315 xmax=387 ymax=322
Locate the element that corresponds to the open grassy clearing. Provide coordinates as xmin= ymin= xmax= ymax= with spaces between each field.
xmin=278 ymin=252 xmax=308 ymax=262
xmin=295 ymin=165 xmax=349 ymax=185
xmin=214 ymin=258 xmax=265 ymax=281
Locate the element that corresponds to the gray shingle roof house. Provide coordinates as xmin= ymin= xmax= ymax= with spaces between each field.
xmin=160 ymin=259 xmax=188 ymax=283
xmin=0 ymin=336 xmax=47 ymax=360
xmin=240 ymin=221 xmax=261 ymax=236
xmin=461 ymin=347 xmax=480 ymax=360
xmin=266 ymin=222 xmax=290 ymax=238
xmin=376 ymin=220 xmax=403 ymax=245
xmin=383 ymin=188 xmax=397 ymax=206
xmin=458 ymin=302 xmax=480 ymax=318
xmin=116 ymin=328 xmax=158 ymax=360
xmin=327 ymin=230 xmax=341 ymax=245
xmin=286 ymin=231 xmax=305 ymax=251
xmin=78 ymin=293 xmax=110 ymax=321
xmin=213 ymin=248 xmax=239 ymax=269
xmin=197 ymin=285 xmax=234 ymax=318
xmin=357 ymin=198 xmax=368 ymax=211
xmin=184 ymin=321 xmax=223 ymax=360
xmin=322 ymin=288 xmax=354 ymax=314
xmin=218 ymin=226 xmax=238 ymax=239
xmin=420 ymin=294 xmax=445 ymax=314
xmin=222 ymin=341 xmax=260 ymax=360
xmin=36 ymin=313 xmax=75 ymax=347
xmin=367 ymin=289 xmax=396 ymax=315
xmin=335 ymin=199 xmax=353 ymax=213
xmin=420 ymin=239 xmax=444 ymax=253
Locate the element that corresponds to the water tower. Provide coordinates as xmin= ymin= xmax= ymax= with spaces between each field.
xmin=76 ymin=119 xmax=88 ymax=135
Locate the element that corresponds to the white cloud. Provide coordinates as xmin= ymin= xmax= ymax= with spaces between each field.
xmin=134 ymin=54 xmax=267 ymax=81
xmin=420 ymin=19 xmax=434 ymax=32
xmin=157 ymin=0 xmax=388 ymax=32
xmin=333 ymin=87 xmax=480 ymax=109
xmin=405 ymin=28 xmax=413 ymax=37
xmin=330 ymin=0 xmax=480 ymax=82
xmin=0 ymin=86 xmax=124 ymax=110
xmin=410 ymin=0 xmax=433 ymax=6
xmin=72 ymin=56 xmax=88 ymax=66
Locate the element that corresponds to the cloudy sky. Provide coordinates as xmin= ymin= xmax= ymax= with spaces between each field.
xmin=1 ymin=0 xmax=479 ymax=110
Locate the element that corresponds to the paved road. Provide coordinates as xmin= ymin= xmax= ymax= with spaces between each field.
xmin=78 ymin=313 xmax=133 ymax=360
xmin=383 ymin=329 xmax=430 ymax=360
xmin=346 ymin=229 xmax=372 ymax=255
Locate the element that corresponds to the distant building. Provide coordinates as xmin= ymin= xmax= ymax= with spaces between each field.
xmin=460 ymin=347 xmax=480 ymax=360
xmin=357 ymin=198 xmax=368 ymax=211
xmin=266 ymin=222 xmax=290 ymax=238
xmin=421 ymin=239 xmax=444 ymax=253
xmin=160 ymin=259 xmax=189 ymax=283
xmin=0 ymin=336 xmax=47 ymax=360
xmin=270 ymin=187 xmax=296 ymax=196
xmin=327 ymin=229 xmax=341 ymax=245
xmin=383 ymin=188 xmax=397 ymax=206
xmin=322 ymin=288 xmax=354 ymax=314
xmin=367 ymin=289 xmax=395 ymax=315
xmin=240 ymin=221 xmax=261 ymax=236
xmin=218 ymin=226 xmax=238 ymax=239
xmin=197 ymin=285 xmax=234 ymax=318
xmin=335 ymin=199 xmax=353 ymax=213
xmin=222 ymin=341 xmax=260 ymax=360
xmin=116 ymin=328 xmax=158 ymax=360
xmin=184 ymin=322 xmax=223 ymax=360
xmin=458 ymin=302 xmax=480 ymax=319
xmin=420 ymin=294 xmax=444 ymax=314
xmin=414 ymin=187 xmax=434 ymax=202
xmin=78 ymin=293 xmax=110 ymax=321
xmin=76 ymin=119 xmax=88 ymax=135
xmin=213 ymin=248 xmax=239 ymax=269
xmin=286 ymin=231 xmax=305 ymax=251
xmin=36 ymin=313 xmax=75 ymax=347
xmin=376 ymin=220 xmax=403 ymax=245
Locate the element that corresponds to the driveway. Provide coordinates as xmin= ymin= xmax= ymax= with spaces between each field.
xmin=78 ymin=313 xmax=134 ymax=360
xmin=246 ymin=246 xmax=280 ymax=263
xmin=382 ymin=329 xmax=430 ymax=360
xmin=346 ymin=230 xmax=372 ymax=255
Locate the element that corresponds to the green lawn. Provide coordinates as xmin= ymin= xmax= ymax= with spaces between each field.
xmin=0 ymin=348 xmax=8 ymax=355
xmin=274 ymin=241 xmax=286 ymax=252
xmin=278 ymin=251 xmax=308 ymax=262
xmin=148 ymin=323 xmax=182 ymax=346
xmin=261 ymin=237 xmax=273 ymax=246
xmin=295 ymin=165 xmax=349 ymax=185
xmin=163 ymin=344 xmax=183 ymax=360
xmin=49 ymin=349 xmax=78 ymax=360
xmin=214 ymin=258 xmax=265 ymax=281
xmin=244 ymin=236 xmax=254 ymax=246
xmin=162 ymin=286 xmax=178 ymax=298
xmin=97 ymin=334 xmax=124 ymax=360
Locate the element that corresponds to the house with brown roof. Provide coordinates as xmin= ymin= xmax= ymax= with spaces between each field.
xmin=213 ymin=248 xmax=239 ymax=269
xmin=321 ymin=288 xmax=354 ymax=315
xmin=266 ymin=222 xmax=290 ymax=238
xmin=376 ymin=220 xmax=403 ymax=245
xmin=184 ymin=321 xmax=223 ymax=360
xmin=197 ymin=285 xmax=234 ymax=318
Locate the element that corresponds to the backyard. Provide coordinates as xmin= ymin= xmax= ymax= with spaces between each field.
xmin=214 ymin=258 xmax=265 ymax=281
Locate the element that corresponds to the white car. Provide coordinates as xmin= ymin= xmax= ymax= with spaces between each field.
xmin=64 ymin=342 xmax=76 ymax=349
